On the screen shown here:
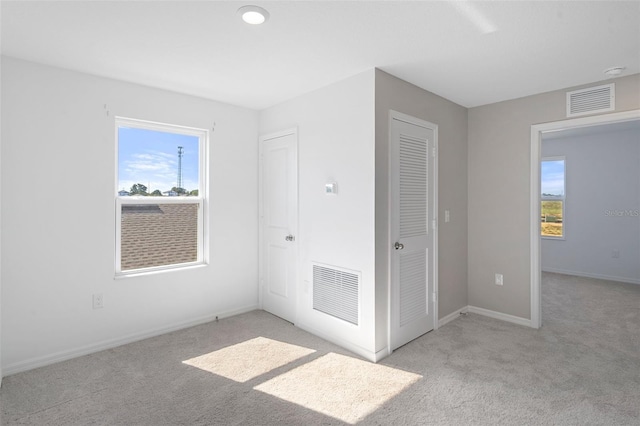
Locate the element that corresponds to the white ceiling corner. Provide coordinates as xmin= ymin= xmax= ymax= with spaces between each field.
xmin=1 ymin=1 xmax=639 ymax=110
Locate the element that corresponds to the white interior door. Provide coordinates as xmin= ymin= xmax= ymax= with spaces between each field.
xmin=390 ymin=113 xmax=436 ymax=351
xmin=260 ymin=129 xmax=298 ymax=324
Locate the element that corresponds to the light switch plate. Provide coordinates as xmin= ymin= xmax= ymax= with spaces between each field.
xmin=325 ymin=182 xmax=338 ymax=194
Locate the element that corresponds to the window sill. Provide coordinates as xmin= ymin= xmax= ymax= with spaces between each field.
xmin=114 ymin=262 xmax=207 ymax=280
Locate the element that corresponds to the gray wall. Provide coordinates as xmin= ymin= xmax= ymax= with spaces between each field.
xmin=375 ymin=69 xmax=469 ymax=349
xmin=0 ymin=53 xmax=3 ymax=386
xmin=259 ymin=69 xmax=469 ymax=358
xmin=468 ymin=74 xmax=640 ymax=319
xmin=542 ymin=124 xmax=640 ymax=283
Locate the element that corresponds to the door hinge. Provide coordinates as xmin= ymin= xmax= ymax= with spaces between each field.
xmin=432 ymin=219 xmax=437 ymax=230
xmin=432 ymin=147 xmax=436 ymax=157
xmin=433 ymin=292 xmax=438 ymax=302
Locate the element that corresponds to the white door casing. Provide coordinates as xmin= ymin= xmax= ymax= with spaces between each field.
xmin=259 ymin=129 xmax=298 ymax=324
xmin=390 ymin=112 xmax=437 ymax=351
xmin=529 ymin=110 xmax=640 ymax=329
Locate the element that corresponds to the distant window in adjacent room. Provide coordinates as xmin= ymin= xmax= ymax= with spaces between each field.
xmin=115 ymin=117 xmax=207 ymax=275
xmin=541 ymin=157 xmax=565 ymax=239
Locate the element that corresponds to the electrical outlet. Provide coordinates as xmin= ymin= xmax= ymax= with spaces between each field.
xmin=93 ymin=293 xmax=103 ymax=309
xmin=495 ymin=273 xmax=504 ymax=286
xmin=612 ymin=249 xmax=620 ymax=259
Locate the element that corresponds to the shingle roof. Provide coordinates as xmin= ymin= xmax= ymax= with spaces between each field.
xmin=121 ymin=203 xmax=198 ymax=271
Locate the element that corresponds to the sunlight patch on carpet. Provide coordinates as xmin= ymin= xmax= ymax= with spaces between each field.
xmin=182 ymin=337 xmax=316 ymax=383
xmin=254 ymin=352 xmax=422 ymax=424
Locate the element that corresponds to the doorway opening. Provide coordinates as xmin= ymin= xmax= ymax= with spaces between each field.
xmin=530 ymin=110 xmax=640 ymax=328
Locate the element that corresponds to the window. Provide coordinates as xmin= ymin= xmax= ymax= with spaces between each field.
xmin=115 ymin=117 xmax=207 ymax=275
xmin=541 ymin=157 xmax=565 ymax=238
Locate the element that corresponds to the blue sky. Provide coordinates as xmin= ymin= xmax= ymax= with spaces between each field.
xmin=118 ymin=127 xmax=199 ymax=194
xmin=541 ymin=159 xmax=565 ymax=196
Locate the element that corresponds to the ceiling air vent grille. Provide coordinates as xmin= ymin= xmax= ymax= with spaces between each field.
xmin=566 ymin=83 xmax=615 ymax=118
xmin=313 ymin=264 xmax=359 ymax=326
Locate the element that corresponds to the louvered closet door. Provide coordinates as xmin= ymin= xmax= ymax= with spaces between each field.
xmin=390 ymin=115 xmax=435 ymax=351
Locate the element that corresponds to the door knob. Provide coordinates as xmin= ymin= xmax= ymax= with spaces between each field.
xmin=394 ymin=242 xmax=404 ymax=250
xmin=285 ymin=235 xmax=296 ymax=242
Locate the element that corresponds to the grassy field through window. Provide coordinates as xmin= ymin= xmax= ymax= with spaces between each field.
xmin=541 ymin=200 xmax=563 ymax=237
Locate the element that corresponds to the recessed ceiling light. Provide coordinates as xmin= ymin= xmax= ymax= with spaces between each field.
xmin=238 ymin=5 xmax=270 ymax=25
xmin=604 ymin=66 xmax=626 ymax=77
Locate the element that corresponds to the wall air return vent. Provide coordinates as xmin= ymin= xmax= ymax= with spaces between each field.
xmin=566 ymin=83 xmax=615 ymax=118
xmin=313 ymin=263 xmax=360 ymax=326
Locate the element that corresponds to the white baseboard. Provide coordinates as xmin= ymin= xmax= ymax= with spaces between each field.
xmin=3 ymin=304 xmax=259 ymax=377
xmin=438 ymin=306 xmax=469 ymax=327
xmin=467 ymin=305 xmax=531 ymax=328
xmin=542 ymin=267 xmax=640 ymax=285
xmin=372 ymin=346 xmax=391 ymax=362
xmin=295 ymin=322 xmax=384 ymax=363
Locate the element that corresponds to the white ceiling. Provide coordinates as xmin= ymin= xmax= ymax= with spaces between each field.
xmin=2 ymin=1 xmax=639 ymax=110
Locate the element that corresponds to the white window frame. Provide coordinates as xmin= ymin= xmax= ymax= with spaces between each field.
xmin=541 ymin=156 xmax=566 ymax=240
xmin=115 ymin=116 xmax=208 ymax=277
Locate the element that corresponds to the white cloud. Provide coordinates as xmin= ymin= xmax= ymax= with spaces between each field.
xmin=122 ymin=151 xmax=180 ymax=193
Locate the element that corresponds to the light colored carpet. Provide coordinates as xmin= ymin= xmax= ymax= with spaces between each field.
xmin=1 ymin=272 xmax=639 ymax=425
xmin=182 ymin=336 xmax=316 ymax=383
xmin=254 ymin=352 xmax=421 ymax=424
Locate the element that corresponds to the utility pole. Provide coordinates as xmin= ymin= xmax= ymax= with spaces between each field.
xmin=177 ymin=146 xmax=184 ymax=190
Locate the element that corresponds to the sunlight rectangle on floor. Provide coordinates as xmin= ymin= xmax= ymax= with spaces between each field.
xmin=253 ymin=352 xmax=422 ymax=424
xmin=182 ymin=336 xmax=315 ymax=383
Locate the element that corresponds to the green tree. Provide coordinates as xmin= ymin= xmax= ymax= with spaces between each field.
xmin=189 ymin=189 xmax=199 ymax=196
xmin=130 ymin=183 xmax=148 ymax=195
xmin=171 ymin=186 xmax=187 ymax=195
xmin=150 ymin=189 xmax=163 ymax=196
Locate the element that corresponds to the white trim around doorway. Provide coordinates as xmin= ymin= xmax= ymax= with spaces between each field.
xmin=529 ymin=109 xmax=640 ymax=329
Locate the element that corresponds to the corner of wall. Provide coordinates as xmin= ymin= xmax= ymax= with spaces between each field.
xmin=259 ymin=69 xmax=379 ymax=357
xmin=1 ymin=52 xmax=4 ymax=386
xmin=374 ymin=70 xmax=469 ymax=332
